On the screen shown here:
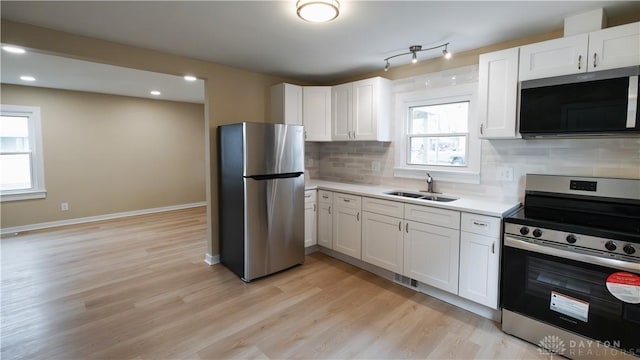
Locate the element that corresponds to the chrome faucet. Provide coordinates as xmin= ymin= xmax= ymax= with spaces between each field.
xmin=426 ymin=172 xmax=434 ymax=193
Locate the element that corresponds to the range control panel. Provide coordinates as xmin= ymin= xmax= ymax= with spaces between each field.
xmin=504 ymin=223 xmax=639 ymax=261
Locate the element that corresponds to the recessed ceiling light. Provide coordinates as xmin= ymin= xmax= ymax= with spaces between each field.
xmin=2 ymin=45 xmax=26 ymax=54
xmin=20 ymin=75 xmax=36 ymax=82
xmin=184 ymin=75 xmax=197 ymax=82
xmin=150 ymin=90 xmax=161 ymax=96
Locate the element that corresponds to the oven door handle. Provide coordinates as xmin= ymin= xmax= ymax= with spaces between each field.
xmin=504 ymin=236 xmax=640 ymax=273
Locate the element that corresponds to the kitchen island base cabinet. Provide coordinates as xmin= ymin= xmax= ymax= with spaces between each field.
xmin=403 ymin=221 xmax=460 ymax=294
xmin=361 ymin=211 xmax=403 ymax=274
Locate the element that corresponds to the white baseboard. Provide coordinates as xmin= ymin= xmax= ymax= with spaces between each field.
xmin=204 ymin=253 xmax=220 ymax=266
xmin=0 ymin=202 xmax=207 ymax=236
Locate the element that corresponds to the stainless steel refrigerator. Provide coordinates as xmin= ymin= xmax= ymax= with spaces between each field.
xmin=218 ymin=122 xmax=305 ymax=282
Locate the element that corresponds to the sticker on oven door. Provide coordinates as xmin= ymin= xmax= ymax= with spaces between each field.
xmin=606 ymin=272 xmax=640 ymax=304
xmin=550 ymin=291 xmax=589 ymax=322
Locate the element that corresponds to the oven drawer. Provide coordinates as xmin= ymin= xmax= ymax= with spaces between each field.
xmin=461 ymin=213 xmax=501 ymax=238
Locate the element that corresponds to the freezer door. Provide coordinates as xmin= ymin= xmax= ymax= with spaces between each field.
xmin=243 ymin=123 xmax=304 ymax=176
xmin=244 ymin=174 xmax=305 ymax=280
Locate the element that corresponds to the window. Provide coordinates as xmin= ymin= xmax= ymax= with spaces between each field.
xmin=394 ymin=82 xmax=481 ymax=184
xmin=408 ymin=101 xmax=469 ymax=167
xmin=0 ymin=105 xmax=46 ymax=201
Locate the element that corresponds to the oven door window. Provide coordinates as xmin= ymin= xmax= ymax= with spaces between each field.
xmin=502 ymin=245 xmax=640 ymax=356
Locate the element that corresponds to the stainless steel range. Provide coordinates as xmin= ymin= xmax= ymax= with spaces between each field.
xmin=502 ymin=174 xmax=640 ymax=359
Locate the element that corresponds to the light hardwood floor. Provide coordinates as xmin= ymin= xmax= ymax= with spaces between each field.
xmin=1 ymin=207 xmax=544 ymax=359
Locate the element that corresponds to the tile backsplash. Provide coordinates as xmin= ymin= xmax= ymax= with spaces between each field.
xmin=305 ymin=138 xmax=640 ymax=203
xmin=304 ymin=66 xmax=640 ymax=204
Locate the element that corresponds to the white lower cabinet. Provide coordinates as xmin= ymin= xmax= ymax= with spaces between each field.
xmin=304 ymin=190 xmax=317 ymax=247
xmin=332 ymin=193 xmax=362 ymax=259
xmin=403 ymin=220 xmax=460 ymax=294
xmin=361 ymin=211 xmax=403 ymax=274
xmin=317 ymin=190 xmax=334 ymax=249
xmin=458 ymin=231 xmax=500 ymax=309
xmin=458 ymin=212 xmax=502 ymax=309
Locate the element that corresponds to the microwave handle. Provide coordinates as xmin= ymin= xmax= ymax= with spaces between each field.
xmin=504 ymin=236 xmax=640 ymax=273
xmin=627 ymin=75 xmax=638 ymax=128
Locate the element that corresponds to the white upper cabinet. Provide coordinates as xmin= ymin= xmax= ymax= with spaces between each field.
xmin=478 ymin=47 xmax=520 ymax=139
xmin=519 ymin=21 xmax=640 ymax=81
xmin=331 ymin=77 xmax=391 ymax=141
xmin=271 ymin=83 xmax=302 ymax=125
xmin=303 ymin=86 xmax=332 ymax=141
xmin=519 ymin=34 xmax=589 ymax=81
xmin=331 ymin=83 xmax=352 ymax=141
xmin=588 ymin=22 xmax=640 ymax=71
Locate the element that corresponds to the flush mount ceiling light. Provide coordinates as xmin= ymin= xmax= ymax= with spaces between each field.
xmin=296 ymin=0 xmax=340 ymax=23
xmin=384 ymin=43 xmax=451 ymax=71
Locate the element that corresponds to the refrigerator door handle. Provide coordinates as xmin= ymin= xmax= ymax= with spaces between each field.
xmin=246 ymin=172 xmax=304 ymax=181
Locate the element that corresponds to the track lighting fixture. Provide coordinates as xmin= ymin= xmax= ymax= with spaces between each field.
xmin=383 ymin=42 xmax=451 ymax=71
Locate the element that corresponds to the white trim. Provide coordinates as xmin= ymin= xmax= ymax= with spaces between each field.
xmin=204 ymin=253 xmax=220 ymax=265
xmin=394 ymin=80 xmax=482 ymax=183
xmin=0 ymin=201 xmax=206 ymax=236
xmin=0 ymin=189 xmax=47 ymax=202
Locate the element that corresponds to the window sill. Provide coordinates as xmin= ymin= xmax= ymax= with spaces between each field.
xmin=393 ymin=167 xmax=480 ymax=185
xmin=0 ymin=190 xmax=47 ymax=202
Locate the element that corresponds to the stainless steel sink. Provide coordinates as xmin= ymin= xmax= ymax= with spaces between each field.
xmin=384 ymin=190 xmax=458 ymax=202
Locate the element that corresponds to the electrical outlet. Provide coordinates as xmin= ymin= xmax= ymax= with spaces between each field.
xmin=61 ymin=202 xmax=69 ymax=211
xmin=371 ymin=161 xmax=381 ymax=171
xmin=496 ymin=166 xmax=514 ymax=182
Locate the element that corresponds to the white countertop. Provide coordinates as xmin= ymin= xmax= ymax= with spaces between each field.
xmin=305 ymin=180 xmax=520 ymax=218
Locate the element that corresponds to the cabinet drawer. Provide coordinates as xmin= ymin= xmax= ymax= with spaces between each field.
xmin=304 ymin=190 xmax=317 ymax=203
xmin=404 ymin=204 xmax=460 ymax=230
xmin=334 ymin=193 xmax=361 ymax=209
xmin=318 ymin=190 xmax=333 ymax=203
xmin=461 ymin=213 xmax=501 ymax=238
xmin=362 ymin=197 xmax=403 ymax=218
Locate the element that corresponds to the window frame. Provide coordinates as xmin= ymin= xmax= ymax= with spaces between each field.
xmin=0 ymin=105 xmax=46 ymax=202
xmin=394 ymin=83 xmax=481 ymax=184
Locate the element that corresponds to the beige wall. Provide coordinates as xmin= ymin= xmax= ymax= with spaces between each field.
xmin=0 ymin=84 xmax=206 ymax=228
xmin=1 ymin=20 xmax=292 ymax=256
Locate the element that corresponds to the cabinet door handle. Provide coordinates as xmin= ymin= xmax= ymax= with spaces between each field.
xmin=405 ymin=223 xmax=409 ymax=233
xmin=313 ymin=204 xmax=316 ymax=212
xmin=480 ymin=123 xmax=484 ymax=135
xmin=322 ymin=195 xmax=329 ymax=199
xmin=593 ymin=53 xmax=598 ymax=68
xmin=304 ymin=194 xmax=311 ymax=198
xmin=356 ymin=212 xmax=360 ymax=221
xmin=343 ymin=199 xmax=350 ymax=203
xmin=328 ymin=206 xmax=331 ymax=214
xmin=398 ymin=221 xmax=402 ymax=231
xmin=578 ymin=55 xmax=582 ymax=70
xmin=304 ymin=130 xmax=308 ymax=140
xmin=491 ymin=242 xmax=495 ymax=254
xmin=472 ymin=221 xmax=488 ymax=227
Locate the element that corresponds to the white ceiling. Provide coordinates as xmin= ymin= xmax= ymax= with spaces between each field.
xmin=1 ymin=1 xmax=639 ymax=98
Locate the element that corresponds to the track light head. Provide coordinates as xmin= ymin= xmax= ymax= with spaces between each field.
xmin=384 ymin=60 xmax=390 ymax=72
xmin=411 ymin=52 xmax=418 ymax=64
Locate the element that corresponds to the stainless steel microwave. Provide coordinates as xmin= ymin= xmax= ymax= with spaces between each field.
xmin=519 ymin=66 xmax=639 ymax=138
